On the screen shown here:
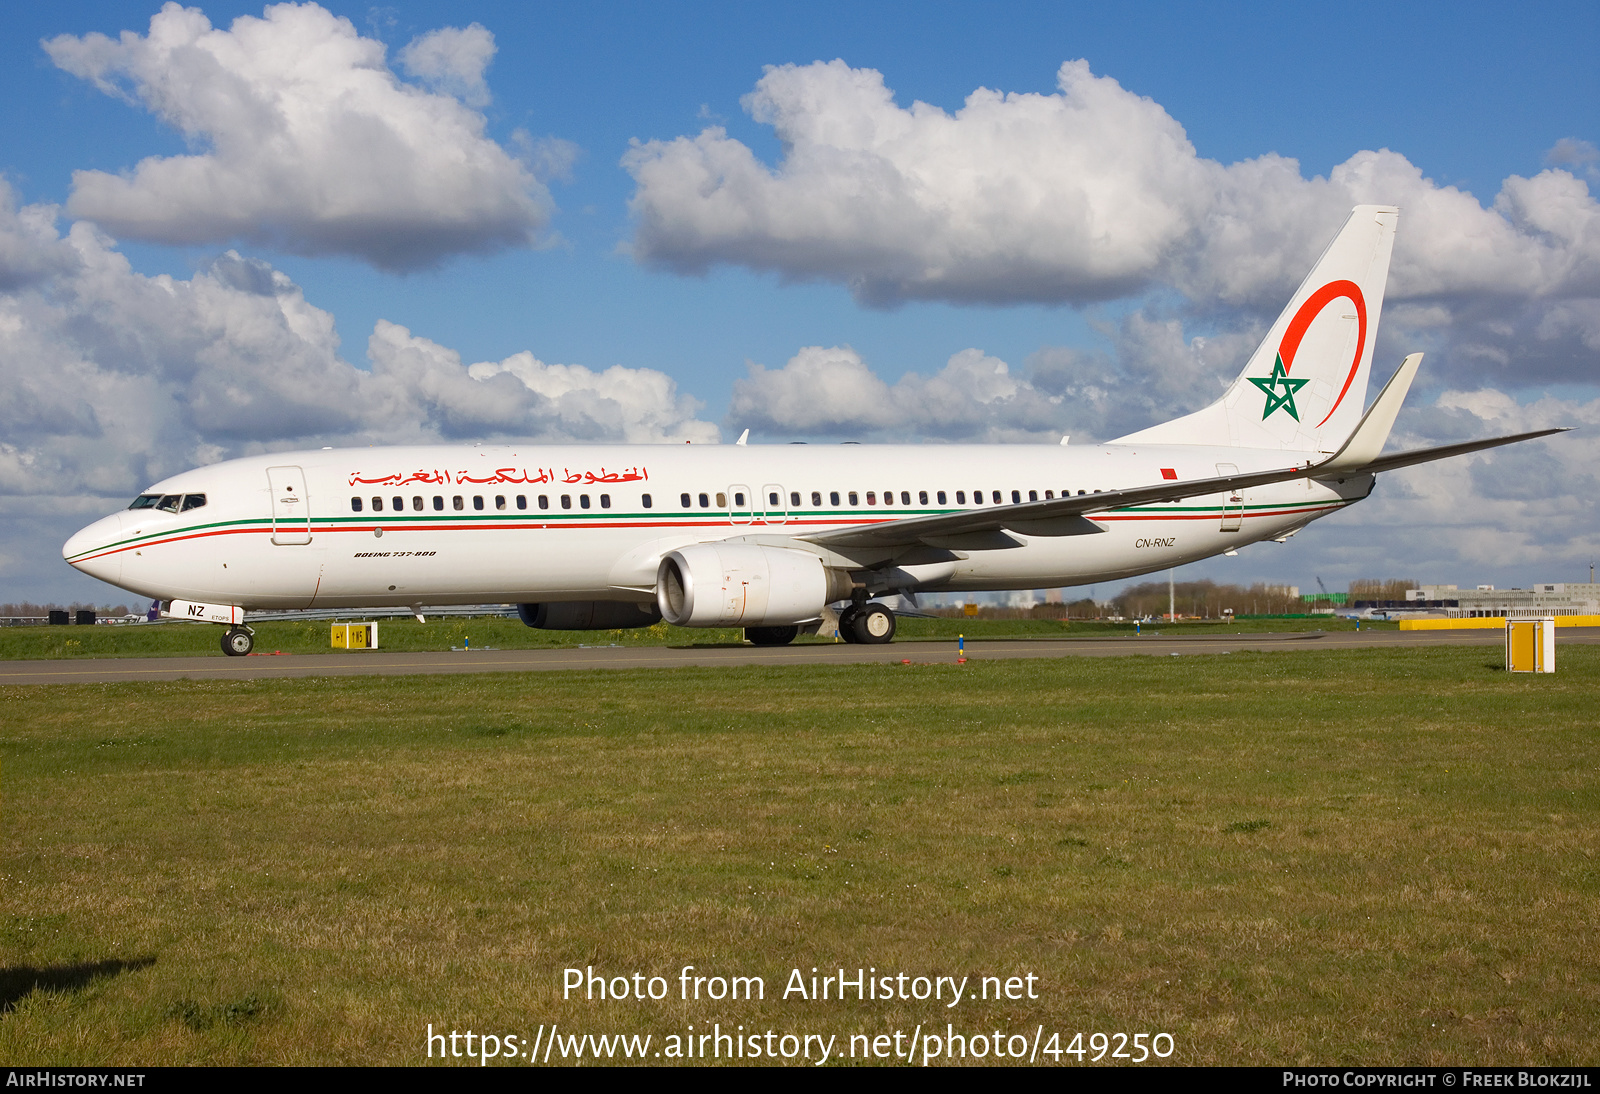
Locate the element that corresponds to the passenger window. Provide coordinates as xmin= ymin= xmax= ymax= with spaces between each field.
xmin=156 ymin=495 xmax=181 ymax=513
xmin=848 ymin=492 xmax=858 ymax=506
xmin=351 ymin=497 xmax=363 ymax=512
xmin=538 ymin=495 xmax=549 ymax=510
xmin=936 ymin=491 xmax=946 ymax=504
xmin=473 ymin=496 xmax=484 ymax=510
xmin=181 ymin=494 xmax=206 ymax=511
xmin=790 ymin=491 xmax=800 ymax=506
xmin=1028 ymin=490 xmax=1038 ymax=502
xmin=681 ymin=493 xmax=692 ymax=508
xmin=993 ymin=491 xmax=1002 ymax=504
xmin=919 ymin=491 xmax=928 ymax=505
xmin=561 ymin=495 xmax=572 ymax=509
xmin=716 ymin=492 xmax=727 ymax=507
xmin=372 ymin=497 xmax=384 ymax=512
xmin=599 ymin=494 xmax=610 ymax=509
xmin=413 ymin=496 xmax=423 ymax=511
xmin=830 ymin=491 xmax=840 ymax=506
xmin=516 ymin=495 xmax=527 ymax=510
xmin=580 ymin=495 xmax=591 ymax=509
xmin=388 ymin=496 xmax=399 ymax=511
xmin=956 ymin=491 xmax=965 ymax=504
xmin=811 ymin=491 xmax=821 ymax=506
xmin=901 ymin=491 xmax=910 ymax=505
xmin=495 ymin=495 xmax=506 ymax=510
xmin=128 ymin=495 xmax=162 ymax=510
xmin=866 ymin=492 xmax=877 ymax=506
xmin=1044 ymin=490 xmax=1054 ymax=499
xmin=452 ymin=496 xmax=464 ymax=510
xmin=642 ymin=494 xmax=652 ymax=509
xmin=883 ymin=491 xmax=892 ymax=505
xmin=698 ymin=493 xmax=709 ymax=508
xmin=1012 ymin=490 xmax=1021 ymax=504
xmin=433 ymin=496 xmax=444 ymax=510
xmin=1078 ymin=490 xmax=1086 ymax=496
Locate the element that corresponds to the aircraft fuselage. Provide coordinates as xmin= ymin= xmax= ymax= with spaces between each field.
xmin=63 ymin=441 xmax=1370 ymax=611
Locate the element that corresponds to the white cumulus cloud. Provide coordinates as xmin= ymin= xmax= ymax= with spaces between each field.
xmin=369 ymin=321 xmax=719 ymax=444
xmin=727 ymin=314 xmax=1264 ymax=444
xmin=398 ymin=22 xmax=496 ymax=108
xmin=44 ymin=2 xmax=551 ymax=271
xmin=729 ymin=345 xmax=1065 ymax=441
xmin=627 ymin=59 xmax=1212 ymax=305
xmin=0 ymin=192 xmax=717 ymax=510
xmin=626 ymin=59 xmax=1600 ymax=390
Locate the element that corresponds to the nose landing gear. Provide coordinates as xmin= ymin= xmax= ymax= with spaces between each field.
xmin=221 ymin=627 xmax=255 ymax=656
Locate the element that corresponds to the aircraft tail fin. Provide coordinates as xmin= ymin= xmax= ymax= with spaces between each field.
xmin=1115 ymin=205 xmax=1400 ymax=453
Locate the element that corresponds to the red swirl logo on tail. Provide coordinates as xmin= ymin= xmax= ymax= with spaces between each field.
xmin=1278 ymin=279 xmax=1367 ymax=428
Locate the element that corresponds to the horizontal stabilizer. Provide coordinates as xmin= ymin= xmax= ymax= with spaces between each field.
xmin=1318 ymin=428 xmax=1569 ymax=478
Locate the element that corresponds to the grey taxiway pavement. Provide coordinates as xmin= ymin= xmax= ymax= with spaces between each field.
xmin=4 ymin=627 xmax=1594 ymax=685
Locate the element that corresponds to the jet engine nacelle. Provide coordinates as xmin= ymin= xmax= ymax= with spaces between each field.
xmin=517 ymin=601 xmax=662 ymax=630
xmin=656 ymin=543 xmax=848 ymax=627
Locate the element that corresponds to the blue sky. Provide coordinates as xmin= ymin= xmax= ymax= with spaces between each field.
xmin=3 ymin=1 xmax=1597 ymax=606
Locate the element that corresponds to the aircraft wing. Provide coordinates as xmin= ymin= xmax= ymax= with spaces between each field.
xmin=798 ymin=428 xmax=1568 ymax=551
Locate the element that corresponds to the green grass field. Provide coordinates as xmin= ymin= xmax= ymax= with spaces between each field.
xmin=1 ymin=645 xmax=1593 ymax=1066
xmin=0 ymin=613 xmax=1393 ymax=660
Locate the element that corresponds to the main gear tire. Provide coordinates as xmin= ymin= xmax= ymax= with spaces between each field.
xmin=849 ymin=603 xmax=896 ymax=644
xmin=746 ymin=625 xmax=799 ymax=647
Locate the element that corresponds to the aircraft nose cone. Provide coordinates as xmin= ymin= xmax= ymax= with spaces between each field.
xmin=64 ymin=513 xmax=125 ymax=584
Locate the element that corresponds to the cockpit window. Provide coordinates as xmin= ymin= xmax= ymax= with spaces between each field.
xmin=180 ymin=494 xmax=207 ymax=511
xmin=155 ymin=495 xmax=182 ymax=513
xmin=128 ymin=494 xmax=162 ymax=510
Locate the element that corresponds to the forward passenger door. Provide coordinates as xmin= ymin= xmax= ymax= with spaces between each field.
xmin=267 ymin=466 xmax=313 ymax=545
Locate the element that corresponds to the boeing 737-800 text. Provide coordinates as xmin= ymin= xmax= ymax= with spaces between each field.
xmin=63 ymin=206 xmax=1563 ymax=654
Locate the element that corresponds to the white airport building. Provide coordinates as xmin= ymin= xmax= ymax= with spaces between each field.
xmin=1407 ymin=584 xmax=1600 ymax=619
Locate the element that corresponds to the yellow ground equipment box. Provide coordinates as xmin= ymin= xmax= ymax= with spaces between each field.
xmin=1504 ymin=617 xmax=1554 ymax=673
xmin=331 ymin=622 xmax=378 ymax=650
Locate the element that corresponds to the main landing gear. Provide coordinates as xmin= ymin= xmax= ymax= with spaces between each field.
xmin=221 ymin=626 xmax=254 ymax=656
xmin=838 ymin=602 xmax=896 ymax=644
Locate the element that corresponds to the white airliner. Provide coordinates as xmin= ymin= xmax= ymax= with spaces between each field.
xmin=63 ymin=206 xmax=1561 ymax=655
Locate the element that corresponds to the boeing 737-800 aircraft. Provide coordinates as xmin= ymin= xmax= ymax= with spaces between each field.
xmin=63 ymin=206 xmax=1562 ymax=654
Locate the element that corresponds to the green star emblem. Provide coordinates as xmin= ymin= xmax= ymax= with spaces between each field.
xmin=1248 ymin=354 xmax=1310 ymax=421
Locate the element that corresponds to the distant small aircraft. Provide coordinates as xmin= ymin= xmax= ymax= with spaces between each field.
xmin=64 ymin=206 xmax=1562 ymax=654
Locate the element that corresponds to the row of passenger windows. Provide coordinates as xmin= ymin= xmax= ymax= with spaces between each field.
xmin=128 ymin=493 xmax=206 ymax=513
xmin=679 ymin=488 xmax=1097 ymax=509
xmin=350 ymin=487 xmax=1105 ymax=514
xmin=351 ymin=493 xmax=625 ymax=512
